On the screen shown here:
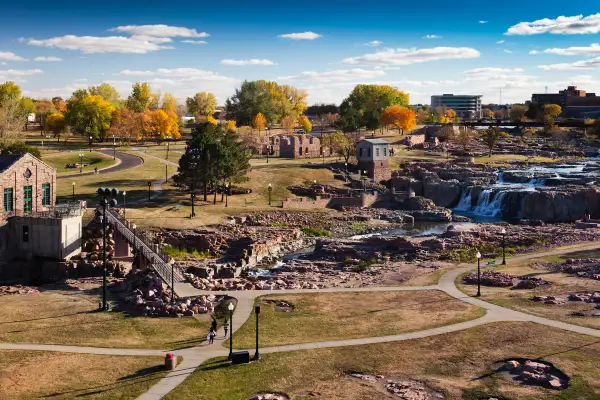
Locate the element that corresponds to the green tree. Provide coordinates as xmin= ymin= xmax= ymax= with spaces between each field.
xmin=321 ymin=131 xmax=357 ymax=164
xmin=186 ymin=92 xmax=217 ymax=117
xmin=480 ymin=126 xmax=506 ymax=157
xmin=88 ymin=83 xmax=121 ymax=106
xmin=126 ymin=82 xmax=154 ymax=112
xmin=0 ymin=82 xmax=30 ymax=142
xmin=225 ymin=81 xmax=274 ymax=126
xmin=0 ymin=82 xmax=22 ymax=102
xmin=65 ymin=94 xmax=115 ymax=141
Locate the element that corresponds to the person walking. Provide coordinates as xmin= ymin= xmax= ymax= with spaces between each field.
xmin=223 ymin=319 xmax=229 ymax=338
xmin=208 ymin=328 xmax=216 ymax=345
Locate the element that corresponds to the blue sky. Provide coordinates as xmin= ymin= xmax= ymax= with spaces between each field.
xmin=1 ymin=1 xmax=600 ymax=105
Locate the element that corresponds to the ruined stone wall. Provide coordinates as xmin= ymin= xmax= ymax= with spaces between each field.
xmin=275 ymin=134 xmax=332 ymax=158
xmin=282 ymin=194 xmax=379 ymax=209
xmin=399 ymin=135 xmax=426 ymax=147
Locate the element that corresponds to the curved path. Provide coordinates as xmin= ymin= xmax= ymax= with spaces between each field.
xmin=1 ymin=242 xmax=600 ymax=400
xmin=57 ymin=150 xmax=144 ymax=179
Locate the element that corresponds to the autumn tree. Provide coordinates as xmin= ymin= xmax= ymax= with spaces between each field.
xmin=298 ymin=115 xmax=312 ymax=133
xmin=206 ymin=116 xmax=218 ymax=126
xmin=252 ymin=112 xmax=266 ymax=135
xmin=0 ymin=82 xmax=31 ymax=142
xmin=89 ymin=83 xmax=121 ymax=106
xmin=510 ymin=105 xmax=527 ymax=124
xmin=186 ymin=92 xmax=217 ymax=118
xmin=455 ymin=127 xmax=476 ymax=153
xmin=109 ymin=108 xmax=137 ymax=142
xmin=326 ymin=113 xmax=339 ymax=127
xmin=280 ymin=115 xmax=296 ymax=135
xmin=380 ymin=106 xmax=416 ymax=135
xmin=161 ymin=93 xmax=178 ymax=114
xmin=322 ymin=131 xmax=357 ymax=164
xmin=65 ymin=94 xmax=115 ymax=141
xmin=126 ymin=82 xmax=154 ymax=112
xmin=480 ymin=126 xmax=506 ymax=157
xmin=481 ymin=108 xmax=494 ymax=119
xmin=225 ymin=120 xmax=236 ymax=132
xmin=45 ymin=113 xmax=66 ymax=139
xmin=543 ymin=104 xmax=562 ymax=132
xmin=36 ymin=100 xmax=55 ymax=135
xmin=494 ymin=109 xmax=505 ymax=119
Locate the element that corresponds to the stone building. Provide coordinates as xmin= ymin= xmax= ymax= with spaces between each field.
xmin=0 ymin=153 xmax=81 ymax=266
xmin=356 ymin=138 xmax=392 ymax=182
xmin=273 ymin=134 xmax=332 ymax=158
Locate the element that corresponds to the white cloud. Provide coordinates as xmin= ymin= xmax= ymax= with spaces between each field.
xmin=278 ymin=31 xmax=322 ymax=40
xmin=463 ymin=67 xmax=525 ymax=76
xmin=34 ymin=56 xmax=62 ymax=62
xmin=496 ymin=40 xmax=505 ymax=44
xmin=220 ymin=59 xmax=275 ymax=66
xmin=423 ymin=35 xmax=442 ymax=39
xmin=506 ymin=13 xmax=600 ymax=35
xmin=0 ymin=69 xmax=43 ymax=76
xmin=479 ymin=20 xmax=488 ymax=24
xmin=28 ymin=35 xmax=174 ymax=54
xmin=365 ymin=40 xmax=383 ymax=47
xmin=0 ymin=62 xmax=6 ymax=66
xmin=538 ymin=57 xmax=600 ymax=70
xmin=181 ymin=40 xmax=208 ymax=45
xmin=0 ymin=52 xmax=27 ymax=61
xmin=109 ymin=24 xmax=209 ymax=38
xmin=118 ymin=67 xmax=238 ymax=83
xmin=529 ymin=50 xmax=540 ymax=55
xmin=539 ymin=43 xmax=600 ymax=56
xmin=278 ymin=68 xmax=386 ymax=82
xmin=504 ymin=49 xmax=512 ymax=53
xmin=342 ymin=47 xmax=480 ymax=66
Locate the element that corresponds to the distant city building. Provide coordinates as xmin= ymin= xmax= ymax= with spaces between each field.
xmin=532 ymin=86 xmax=600 ymax=118
xmin=430 ymin=94 xmax=482 ymax=119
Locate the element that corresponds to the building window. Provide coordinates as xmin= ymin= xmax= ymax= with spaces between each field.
xmin=384 ymin=148 xmax=387 ymax=157
xmin=3 ymin=188 xmax=13 ymax=212
xmin=22 ymin=225 xmax=29 ymax=243
xmin=359 ymin=148 xmax=363 ymax=158
xmin=376 ymin=148 xmax=380 ymax=157
xmin=42 ymin=183 xmax=50 ymax=206
xmin=367 ymin=148 xmax=371 ymax=158
xmin=24 ymin=185 xmax=32 ymax=213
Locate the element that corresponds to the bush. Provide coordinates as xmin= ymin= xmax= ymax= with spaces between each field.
xmin=301 ymin=227 xmax=332 ymax=237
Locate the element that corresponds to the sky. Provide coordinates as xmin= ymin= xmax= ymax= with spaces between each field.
xmin=1 ymin=1 xmax=600 ymax=106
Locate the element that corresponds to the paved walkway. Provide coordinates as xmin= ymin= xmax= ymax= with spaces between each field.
xmin=58 ymin=150 xmax=143 ymax=179
xmin=1 ymin=242 xmax=600 ymax=399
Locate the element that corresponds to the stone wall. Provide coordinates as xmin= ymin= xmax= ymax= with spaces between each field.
xmin=399 ymin=134 xmax=426 ymax=147
xmin=274 ymin=134 xmax=333 ymax=158
xmin=282 ymin=194 xmax=379 ymax=209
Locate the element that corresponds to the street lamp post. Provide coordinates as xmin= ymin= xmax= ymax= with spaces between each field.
xmin=344 ymin=162 xmax=348 ymax=173
xmin=122 ymin=191 xmax=126 ymax=220
xmin=266 ymin=144 xmax=269 ymax=164
xmin=97 ymin=187 xmax=119 ymax=311
xmin=476 ymin=251 xmax=482 ymax=297
xmin=171 ymin=262 xmax=175 ymax=305
xmin=72 ymin=182 xmax=75 ymax=201
xmin=225 ymin=183 xmax=229 ymax=208
xmin=112 ymin=136 xmax=116 ymax=160
xmin=89 ymin=136 xmax=92 ymax=152
xmin=268 ymin=183 xmax=272 ymax=206
xmin=228 ymin=301 xmax=235 ymax=360
xmin=79 ymin=153 xmax=84 ymax=173
xmin=166 ymin=142 xmax=170 ymax=161
xmin=147 ymin=181 xmax=151 ymax=201
xmin=501 ymin=227 xmax=507 ymax=265
xmin=254 ymin=304 xmax=261 ymax=360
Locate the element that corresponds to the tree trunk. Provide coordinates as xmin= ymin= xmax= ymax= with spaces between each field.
xmin=213 ymin=182 xmax=217 ymax=205
xmin=203 ymin=180 xmax=208 ymax=201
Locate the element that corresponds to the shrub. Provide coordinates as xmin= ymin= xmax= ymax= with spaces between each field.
xmin=301 ymin=227 xmax=332 ymax=237
xmin=163 ymin=245 xmax=212 ymax=260
xmin=0 ymin=142 xmax=41 ymax=158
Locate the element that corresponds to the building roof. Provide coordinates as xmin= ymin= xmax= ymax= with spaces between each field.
xmin=360 ymin=138 xmax=389 ymax=145
xmin=0 ymin=154 xmax=24 ymax=173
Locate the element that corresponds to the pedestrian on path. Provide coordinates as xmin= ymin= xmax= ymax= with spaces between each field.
xmin=207 ymin=329 xmax=216 ymax=345
xmin=223 ymin=319 xmax=229 ymax=338
xmin=211 ymin=317 xmax=218 ymax=333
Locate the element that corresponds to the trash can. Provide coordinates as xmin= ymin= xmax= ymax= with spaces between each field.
xmin=231 ymin=351 xmax=250 ymax=365
xmin=165 ymin=353 xmax=177 ymax=370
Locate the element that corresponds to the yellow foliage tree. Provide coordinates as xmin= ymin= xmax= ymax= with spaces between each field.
xmin=252 ymin=112 xmax=266 ymax=135
xmin=161 ymin=93 xmax=178 ymax=115
xmin=280 ymin=115 xmax=296 ymax=135
xmin=544 ymin=104 xmax=562 ymax=119
xmin=45 ymin=113 xmax=66 ymax=137
xmin=226 ymin=120 xmax=237 ymax=132
xmin=380 ymin=106 xmax=416 ymax=135
xmin=206 ymin=115 xmax=218 ymax=125
xmin=298 ymin=115 xmax=312 ymax=133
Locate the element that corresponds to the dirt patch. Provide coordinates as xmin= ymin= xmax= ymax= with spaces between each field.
xmin=249 ymin=393 xmax=290 ymax=400
xmin=492 ymin=358 xmax=569 ymax=390
xmin=262 ymin=299 xmax=294 ymax=312
xmin=348 ymin=371 xmax=445 ymax=399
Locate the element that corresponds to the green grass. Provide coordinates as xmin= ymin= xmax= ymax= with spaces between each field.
xmin=163 ymin=245 xmax=213 ymax=260
xmin=44 ymin=151 xmax=117 ymax=174
xmin=300 ymin=227 xmax=332 ymax=237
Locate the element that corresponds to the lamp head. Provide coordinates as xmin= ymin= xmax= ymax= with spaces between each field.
xmin=109 ymin=199 xmax=118 ymax=207
xmin=476 ymin=251 xmax=482 ymax=259
xmin=103 ymin=187 xmax=111 ymax=196
xmin=255 ymin=304 xmax=261 ymax=315
xmin=111 ymin=188 xmax=119 ymax=197
xmin=123 ymin=191 xmax=126 ymax=196
xmin=227 ymin=302 xmax=235 ymax=311
xmin=501 ymin=228 xmax=506 ymax=234
xmin=72 ymin=182 xmax=75 ymax=187
xmin=268 ymin=183 xmax=272 ymax=188
xmin=97 ymin=187 xmax=105 ymax=195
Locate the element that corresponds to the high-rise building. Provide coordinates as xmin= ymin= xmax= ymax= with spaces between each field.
xmin=531 ymin=86 xmax=598 ymax=107
xmin=430 ymin=94 xmax=482 ymax=119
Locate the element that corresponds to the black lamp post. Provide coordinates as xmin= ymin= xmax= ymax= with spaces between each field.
xmin=344 ymin=162 xmax=348 ymax=173
xmin=97 ymin=187 xmax=119 ymax=311
xmin=268 ymin=183 xmax=272 ymax=206
xmin=227 ymin=301 xmax=235 ymax=360
xmin=188 ymin=149 xmax=200 ymax=218
xmin=254 ymin=304 xmax=261 ymax=360
xmin=266 ymin=144 xmax=269 ymax=164
xmin=72 ymin=182 xmax=75 ymax=201
xmin=166 ymin=142 xmax=170 ymax=161
xmin=501 ymin=227 xmax=507 ymax=265
xmin=476 ymin=251 xmax=482 ymax=297
xmin=122 ymin=191 xmax=126 ymax=220
xmin=79 ymin=153 xmax=83 ymax=173
xmin=225 ymin=183 xmax=229 ymax=208
xmin=171 ymin=262 xmax=175 ymax=304
xmin=89 ymin=136 xmax=92 ymax=152
xmin=112 ymin=135 xmax=116 ymax=160
xmin=147 ymin=181 xmax=151 ymax=201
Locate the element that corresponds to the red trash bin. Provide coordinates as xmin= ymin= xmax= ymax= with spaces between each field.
xmin=165 ymin=353 xmax=177 ymax=370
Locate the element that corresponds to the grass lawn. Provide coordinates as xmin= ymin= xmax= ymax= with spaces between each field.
xmin=0 ymin=288 xmax=210 ymax=349
xmin=458 ymin=249 xmax=600 ymax=330
xmin=473 ymin=153 xmax=558 ymax=164
xmin=60 ymin=150 xmax=178 ymax=205
xmin=0 ymin=350 xmax=167 ymax=400
xmin=232 ymin=290 xmax=485 ymax=348
xmin=165 ymin=322 xmax=600 ymax=400
xmin=43 ymin=151 xmax=117 ymax=174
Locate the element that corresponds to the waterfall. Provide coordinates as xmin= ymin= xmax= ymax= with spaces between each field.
xmin=453 ymin=188 xmax=506 ymax=217
xmin=454 ymin=187 xmax=473 ymax=211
